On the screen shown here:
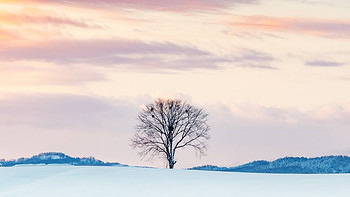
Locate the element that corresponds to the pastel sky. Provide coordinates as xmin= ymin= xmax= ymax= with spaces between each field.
xmin=0 ymin=0 xmax=350 ymax=168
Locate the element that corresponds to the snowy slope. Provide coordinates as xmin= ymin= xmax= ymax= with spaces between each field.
xmin=190 ymin=156 xmax=350 ymax=173
xmin=0 ymin=165 xmax=349 ymax=197
xmin=0 ymin=152 xmax=123 ymax=167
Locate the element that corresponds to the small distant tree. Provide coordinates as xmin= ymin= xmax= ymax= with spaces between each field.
xmin=131 ymin=99 xmax=210 ymax=169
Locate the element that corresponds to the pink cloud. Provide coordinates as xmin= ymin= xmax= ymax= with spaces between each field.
xmin=0 ymin=39 xmax=278 ymax=71
xmin=0 ymin=11 xmax=95 ymax=28
xmin=0 ymin=39 xmax=225 ymax=72
xmin=21 ymin=0 xmax=258 ymax=12
xmin=231 ymin=15 xmax=350 ymax=38
xmin=308 ymin=104 xmax=350 ymax=122
xmin=0 ymin=28 xmax=18 ymax=40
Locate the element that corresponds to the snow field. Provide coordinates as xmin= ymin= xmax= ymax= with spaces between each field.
xmin=0 ymin=165 xmax=349 ymax=197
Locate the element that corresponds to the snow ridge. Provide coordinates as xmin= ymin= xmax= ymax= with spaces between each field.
xmin=0 ymin=152 xmax=125 ymax=167
xmin=189 ymin=156 xmax=350 ymax=174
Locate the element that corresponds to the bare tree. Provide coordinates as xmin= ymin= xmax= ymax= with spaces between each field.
xmin=131 ymin=98 xmax=210 ymax=169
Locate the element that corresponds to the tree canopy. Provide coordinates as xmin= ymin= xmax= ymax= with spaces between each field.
xmin=131 ymin=99 xmax=210 ymax=169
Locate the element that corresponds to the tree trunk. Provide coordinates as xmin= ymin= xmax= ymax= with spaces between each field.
xmin=169 ymin=161 xmax=174 ymax=169
xmin=168 ymin=129 xmax=175 ymax=169
xmin=168 ymin=158 xmax=176 ymax=169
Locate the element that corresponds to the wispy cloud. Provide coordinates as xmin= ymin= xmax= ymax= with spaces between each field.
xmin=305 ymin=60 xmax=346 ymax=67
xmin=0 ymin=28 xmax=18 ymax=40
xmin=0 ymin=10 xmax=96 ymax=28
xmin=289 ymin=0 xmax=334 ymax=6
xmin=19 ymin=0 xmax=259 ymax=12
xmin=230 ymin=15 xmax=350 ymax=38
xmin=0 ymin=39 xmax=278 ymax=71
xmin=0 ymin=39 xmax=208 ymax=60
xmin=232 ymin=49 xmax=277 ymax=70
xmin=0 ymin=39 xmax=223 ymax=72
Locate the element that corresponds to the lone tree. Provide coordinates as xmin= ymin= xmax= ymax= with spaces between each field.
xmin=131 ymin=99 xmax=210 ymax=169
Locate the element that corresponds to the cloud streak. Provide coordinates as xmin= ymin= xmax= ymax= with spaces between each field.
xmin=305 ymin=60 xmax=346 ymax=67
xmin=231 ymin=15 xmax=350 ymax=38
xmin=0 ymin=39 xmax=279 ymax=71
xmin=0 ymin=10 xmax=95 ymax=28
xmin=18 ymin=0 xmax=258 ymax=12
xmin=232 ymin=49 xmax=277 ymax=69
xmin=0 ymin=39 xmax=225 ymax=72
xmin=0 ymin=28 xmax=18 ymax=40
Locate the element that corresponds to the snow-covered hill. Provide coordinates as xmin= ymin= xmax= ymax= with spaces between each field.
xmin=0 ymin=152 xmax=123 ymax=167
xmin=190 ymin=156 xmax=350 ymax=173
xmin=0 ymin=165 xmax=349 ymax=197
xmin=3 ymin=153 xmax=350 ymax=174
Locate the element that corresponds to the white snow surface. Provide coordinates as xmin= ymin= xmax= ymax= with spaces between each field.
xmin=0 ymin=165 xmax=350 ymax=197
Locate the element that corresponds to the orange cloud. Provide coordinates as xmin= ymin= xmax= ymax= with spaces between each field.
xmin=231 ymin=15 xmax=350 ymax=38
xmin=0 ymin=10 xmax=94 ymax=28
xmin=0 ymin=28 xmax=17 ymax=40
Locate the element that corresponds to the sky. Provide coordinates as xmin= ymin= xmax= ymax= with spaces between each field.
xmin=0 ymin=0 xmax=350 ymax=168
